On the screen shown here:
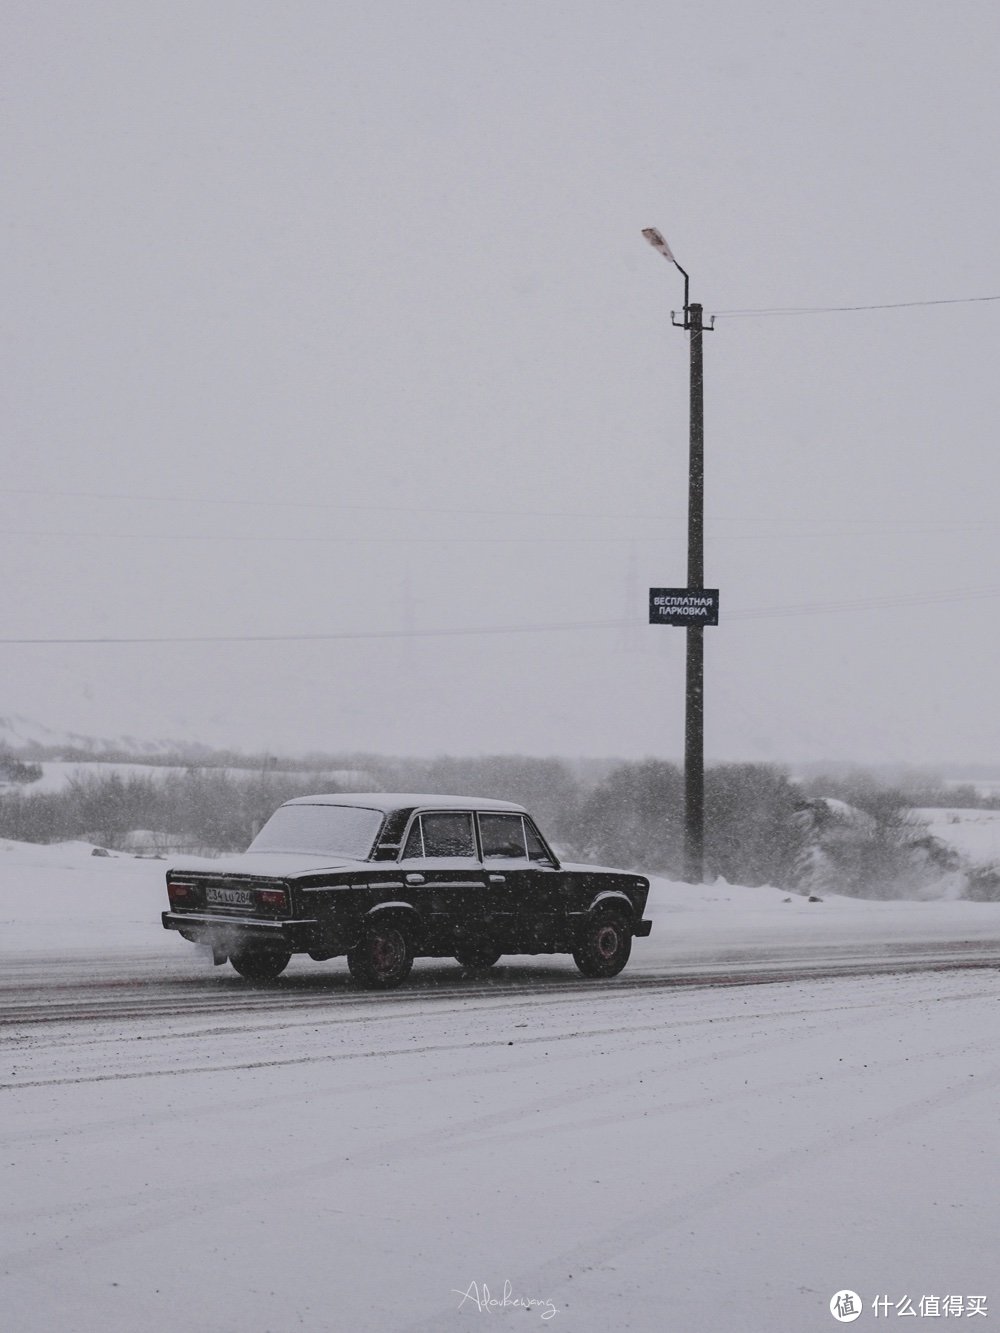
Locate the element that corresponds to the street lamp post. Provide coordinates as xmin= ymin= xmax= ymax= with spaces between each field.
xmin=642 ymin=227 xmax=713 ymax=883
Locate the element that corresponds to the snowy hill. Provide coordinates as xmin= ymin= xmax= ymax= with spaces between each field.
xmin=0 ymin=712 xmax=188 ymax=757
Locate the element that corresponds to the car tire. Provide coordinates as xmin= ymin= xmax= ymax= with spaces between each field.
xmin=454 ymin=942 xmax=503 ymax=974
xmin=228 ymin=945 xmax=292 ymax=981
xmin=347 ymin=922 xmax=414 ymax=989
xmin=572 ymin=911 xmax=632 ymax=978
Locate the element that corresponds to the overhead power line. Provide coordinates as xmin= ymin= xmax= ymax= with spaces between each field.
xmin=728 ymin=584 xmax=1000 ymax=620
xmin=0 ymin=491 xmax=993 ymax=535
xmin=713 ymin=293 xmax=1000 ymax=318
xmin=0 ymin=527 xmax=664 ymax=546
xmin=0 ymin=620 xmax=625 ymax=645
xmin=0 ymin=517 xmax=993 ymax=546
xmin=3 ymin=584 xmax=998 ymax=645
xmin=0 ymin=487 xmax=671 ymax=524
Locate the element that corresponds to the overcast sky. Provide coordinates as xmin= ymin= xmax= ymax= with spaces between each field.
xmin=4 ymin=1 xmax=999 ymax=765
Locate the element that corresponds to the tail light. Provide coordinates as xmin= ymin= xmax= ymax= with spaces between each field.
xmin=258 ymin=887 xmax=288 ymax=910
xmin=168 ymin=880 xmax=195 ymax=907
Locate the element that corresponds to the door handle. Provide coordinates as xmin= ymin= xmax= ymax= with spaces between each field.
xmin=405 ymin=873 xmax=426 ymax=885
xmin=489 ymin=874 xmax=505 ymax=884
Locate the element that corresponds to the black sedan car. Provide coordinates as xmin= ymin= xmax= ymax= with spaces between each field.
xmin=162 ymin=794 xmax=652 ymax=988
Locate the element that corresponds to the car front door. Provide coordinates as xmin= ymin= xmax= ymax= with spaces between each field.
xmin=477 ymin=812 xmax=563 ymax=951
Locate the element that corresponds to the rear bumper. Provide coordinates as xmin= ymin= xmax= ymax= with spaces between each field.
xmin=162 ymin=911 xmax=319 ymax=951
xmin=633 ymin=918 xmax=653 ymax=937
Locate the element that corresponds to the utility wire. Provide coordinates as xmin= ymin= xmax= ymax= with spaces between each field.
xmin=728 ymin=584 xmax=1000 ymax=620
xmin=0 ymin=527 xmax=665 ymax=546
xmin=1 ymin=490 xmax=993 ymax=534
xmin=3 ymin=584 xmax=998 ymax=645
xmin=0 ymin=519 xmax=993 ymax=546
xmin=0 ymin=620 xmax=625 ymax=645
xmin=0 ymin=487 xmax=671 ymax=524
xmin=713 ymin=294 xmax=1000 ymax=318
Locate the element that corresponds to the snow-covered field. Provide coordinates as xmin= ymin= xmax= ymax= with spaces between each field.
xmin=0 ymin=760 xmax=363 ymax=797
xmin=916 ymin=807 xmax=1000 ymax=866
xmin=2 ymin=841 xmax=999 ymax=1332
xmin=0 ymin=760 xmax=190 ymax=795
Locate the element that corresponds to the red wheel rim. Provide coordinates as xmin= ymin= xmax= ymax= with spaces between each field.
xmin=372 ymin=931 xmax=404 ymax=973
xmin=595 ymin=924 xmax=619 ymax=959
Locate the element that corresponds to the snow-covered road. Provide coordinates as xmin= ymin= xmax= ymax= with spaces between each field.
xmin=3 ymin=967 xmax=998 ymax=1333
xmin=2 ymin=939 xmax=1000 ymax=1030
xmin=2 ymin=842 xmax=999 ymax=1331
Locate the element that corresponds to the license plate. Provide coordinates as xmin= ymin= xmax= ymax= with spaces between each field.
xmin=206 ymin=885 xmax=255 ymax=909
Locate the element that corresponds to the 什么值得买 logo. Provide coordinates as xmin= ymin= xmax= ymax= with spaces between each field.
xmin=830 ymin=1290 xmax=862 ymax=1322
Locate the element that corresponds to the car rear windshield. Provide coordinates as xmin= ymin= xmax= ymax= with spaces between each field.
xmin=247 ymin=804 xmax=384 ymax=859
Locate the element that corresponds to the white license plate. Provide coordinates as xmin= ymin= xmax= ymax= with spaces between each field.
xmin=206 ymin=885 xmax=255 ymax=908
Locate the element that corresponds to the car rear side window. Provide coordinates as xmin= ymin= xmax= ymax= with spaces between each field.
xmin=417 ymin=812 xmax=476 ymax=858
xmin=479 ymin=813 xmax=528 ymax=860
xmin=401 ymin=820 xmax=424 ymax=859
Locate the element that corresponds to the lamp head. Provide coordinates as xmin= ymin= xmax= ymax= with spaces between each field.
xmin=641 ymin=227 xmax=677 ymax=264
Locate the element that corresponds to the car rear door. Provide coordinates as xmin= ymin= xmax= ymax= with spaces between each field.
xmin=398 ymin=811 xmax=492 ymax=942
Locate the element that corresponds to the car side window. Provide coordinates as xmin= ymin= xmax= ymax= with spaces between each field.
xmin=419 ymin=812 xmax=476 ymax=858
xmin=401 ymin=820 xmax=424 ymax=859
xmin=479 ymin=813 xmax=528 ymax=860
xmin=525 ymin=820 xmax=552 ymax=863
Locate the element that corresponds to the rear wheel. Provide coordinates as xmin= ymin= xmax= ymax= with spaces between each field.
xmin=572 ymin=912 xmax=632 ymax=979
xmin=228 ymin=945 xmax=291 ymax=981
xmin=348 ymin=922 xmax=414 ymax=989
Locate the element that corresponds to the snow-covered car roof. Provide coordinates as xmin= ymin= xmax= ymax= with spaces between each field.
xmin=281 ymin=793 xmax=527 ymax=814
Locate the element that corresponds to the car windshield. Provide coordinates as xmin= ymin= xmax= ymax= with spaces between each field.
xmin=247 ymin=804 xmax=384 ymax=859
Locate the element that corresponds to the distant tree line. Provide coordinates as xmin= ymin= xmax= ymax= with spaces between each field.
xmin=1 ymin=753 xmax=989 ymax=897
xmin=0 ymin=769 xmax=342 ymax=852
xmin=0 ymin=752 xmax=43 ymax=785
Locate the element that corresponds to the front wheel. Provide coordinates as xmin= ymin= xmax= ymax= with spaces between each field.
xmin=573 ymin=912 xmax=632 ymax=979
xmin=229 ymin=945 xmax=291 ymax=981
xmin=348 ymin=922 xmax=414 ymax=989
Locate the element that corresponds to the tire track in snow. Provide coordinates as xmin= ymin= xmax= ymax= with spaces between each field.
xmin=0 ymin=980 xmax=945 ymax=1091
xmin=2 ymin=947 xmax=997 ymax=1029
xmin=1 ymin=982 xmax=917 ymax=1153
xmin=3 ymin=965 xmax=997 ymax=1092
